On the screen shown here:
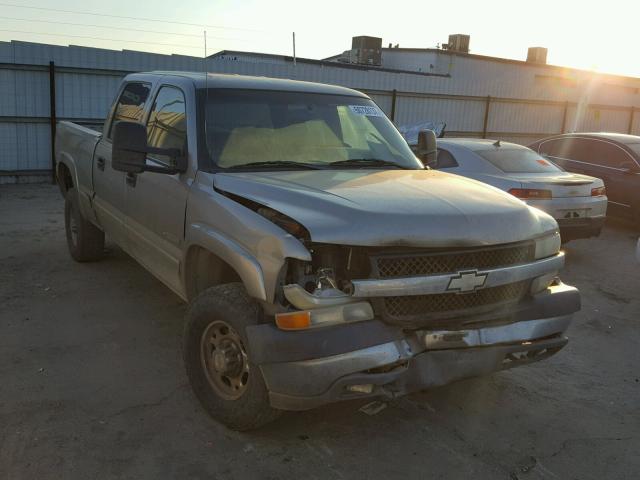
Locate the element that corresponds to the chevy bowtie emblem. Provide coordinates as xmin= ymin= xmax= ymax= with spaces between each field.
xmin=447 ymin=270 xmax=488 ymax=293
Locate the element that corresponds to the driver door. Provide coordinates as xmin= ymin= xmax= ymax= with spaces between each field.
xmin=123 ymin=84 xmax=190 ymax=296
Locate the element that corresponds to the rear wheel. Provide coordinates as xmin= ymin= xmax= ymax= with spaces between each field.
xmin=183 ymin=283 xmax=281 ymax=431
xmin=64 ymin=188 xmax=105 ymax=262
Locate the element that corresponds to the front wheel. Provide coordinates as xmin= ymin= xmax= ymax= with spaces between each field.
xmin=183 ymin=283 xmax=281 ymax=431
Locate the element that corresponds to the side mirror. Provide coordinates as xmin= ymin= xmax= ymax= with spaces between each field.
xmin=417 ymin=129 xmax=437 ymax=167
xmin=112 ymin=121 xmax=147 ymax=173
xmin=112 ymin=121 xmax=186 ymax=174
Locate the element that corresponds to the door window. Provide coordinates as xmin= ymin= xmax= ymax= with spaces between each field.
xmin=570 ymin=139 xmax=630 ymax=168
xmin=538 ymin=138 xmax=574 ymax=158
xmin=587 ymin=140 xmax=627 ymax=168
xmin=146 ymin=86 xmax=187 ymax=166
xmin=540 ymin=137 xmax=639 ymax=169
xmin=107 ymin=82 xmax=151 ymax=139
xmin=559 ymin=138 xmax=591 ymax=162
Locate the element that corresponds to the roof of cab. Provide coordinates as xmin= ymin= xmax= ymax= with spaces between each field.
xmin=438 ymin=138 xmax=528 ymax=151
xmin=133 ymin=71 xmax=368 ymax=98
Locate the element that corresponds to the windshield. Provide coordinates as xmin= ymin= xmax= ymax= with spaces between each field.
xmin=203 ymin=89 xmax=422 ymax=170
xmin=477 ymin=147 xmax=563 ymax=173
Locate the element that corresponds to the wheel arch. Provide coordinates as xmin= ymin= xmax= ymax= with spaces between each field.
xmin=56 ymin=157 xmax=76 ymax=197
xmin=183 ymin=226 xmax=268 ymax=302
xmin=184 ymin=245 xmax=243 ymax=301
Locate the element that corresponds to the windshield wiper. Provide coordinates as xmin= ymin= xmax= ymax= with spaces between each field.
xmin=327 ymin=158 xmax=411 ymax=169
xmin=226 ymin=161 xmax=326 ymax=170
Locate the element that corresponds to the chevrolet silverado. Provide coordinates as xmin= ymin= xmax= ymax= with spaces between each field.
xmin=55 ymin=72 xmax=580 ymax=430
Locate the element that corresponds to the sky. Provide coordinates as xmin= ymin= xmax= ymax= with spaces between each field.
xmin=1 ymin=0 xmax=639 ymax=78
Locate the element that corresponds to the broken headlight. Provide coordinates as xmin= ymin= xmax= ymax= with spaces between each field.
xmin=257 ymin=207 xmax=308 ymax=238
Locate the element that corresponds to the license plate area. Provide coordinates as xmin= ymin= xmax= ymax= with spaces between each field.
xmin=558 ymin=209 xmax=588 ymax=219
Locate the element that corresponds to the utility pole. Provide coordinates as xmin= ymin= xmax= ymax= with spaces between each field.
xmin=292 ymin=32 xmax=296 ymax=66
xmin=204 ymin=30 xmax=207 ymax=59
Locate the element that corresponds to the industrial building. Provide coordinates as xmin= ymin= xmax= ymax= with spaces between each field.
xmin=2 ymin=36 xmax=640 ymax=183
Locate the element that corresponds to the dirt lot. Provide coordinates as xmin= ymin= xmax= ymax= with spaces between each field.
xmin=1 ymin=184 xmax=639 ymax=480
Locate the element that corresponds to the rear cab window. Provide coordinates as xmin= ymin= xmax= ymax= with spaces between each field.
xmin=476 ymin=147 xmax=563 ymax=173
xmin=107 ymin=82 xmax=152 ymax=139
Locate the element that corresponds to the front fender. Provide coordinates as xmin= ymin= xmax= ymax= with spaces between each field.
xmin=185 ymin=172 xmax=312 ymax=303
xmin=185 ymin=224 xmax=269 ymax=301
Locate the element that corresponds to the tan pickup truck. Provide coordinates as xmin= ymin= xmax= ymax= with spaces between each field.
xmin=55 ymin=71 xmax=580 ymax=430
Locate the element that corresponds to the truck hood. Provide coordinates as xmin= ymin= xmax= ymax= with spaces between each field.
xmin=214 ymin=170 xmax=558 ymax=247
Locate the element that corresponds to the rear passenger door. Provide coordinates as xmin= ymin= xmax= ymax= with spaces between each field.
xmin=93 ymin=82 xmax=151 ymax=248
xmin=123 ymin=84 xmax=191 ymax=296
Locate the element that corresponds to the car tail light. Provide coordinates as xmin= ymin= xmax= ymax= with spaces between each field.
xmin=508 ymin=188 xmax=552 ymax=199
xmin=591 ymin=186 xmax=606 ymax=196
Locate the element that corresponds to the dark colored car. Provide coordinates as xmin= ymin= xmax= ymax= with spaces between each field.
xmin=529 ymin=133 xmax=640 ymax=224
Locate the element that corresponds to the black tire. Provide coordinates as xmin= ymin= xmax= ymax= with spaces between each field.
xmin=64 ymin=187 xmax=105 ymax=262
xmin=183 ymin=283 xmax=281 ymax=431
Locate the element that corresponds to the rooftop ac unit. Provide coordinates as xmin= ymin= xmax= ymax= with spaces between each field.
xmin=447 ymin=34 xmax=470 ymax=53
xmin=527 ymin=47 xmax=548 ymax=64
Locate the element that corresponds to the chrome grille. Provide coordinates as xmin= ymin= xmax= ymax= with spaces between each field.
xmin=373 ymin=243 xmax=534 ymax=279
xmin=381 ymin=281 xmax=530 ymax=322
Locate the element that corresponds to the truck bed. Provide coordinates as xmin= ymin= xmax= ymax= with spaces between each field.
xmin=55 ymin=121 xmax=102 ymax=199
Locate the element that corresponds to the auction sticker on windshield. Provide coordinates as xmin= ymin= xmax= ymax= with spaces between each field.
xmin=349 ymin=105 xmax=384 ymax=117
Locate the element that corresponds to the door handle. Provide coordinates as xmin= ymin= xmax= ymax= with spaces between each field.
xmin=96 ymin=157 xmax=105 ymax=171
xmin=126 ymin=172 xmax=137 ymax=187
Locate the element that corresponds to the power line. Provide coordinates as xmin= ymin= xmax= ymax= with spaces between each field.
xmin=0 ymin=28 xmax=203 ymax=49
xmin=0 ymin=16 xmax=241 ymax=40
xmin=0 ymin=3 xmax=262 ymax=32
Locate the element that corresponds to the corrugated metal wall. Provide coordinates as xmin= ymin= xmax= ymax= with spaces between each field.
xmin=2 ymin=40 xmax=640 ymax=183
xmin=0 ymin=41 xmax=211 ymax=182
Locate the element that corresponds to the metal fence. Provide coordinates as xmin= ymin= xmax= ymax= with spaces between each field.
xmin=365 ymin=88 xmax=639 ymax=145
xmin=2 ymin=59 xmax=639 ymax=183
xmin=0 ymin=61 xmax=125 ymax=183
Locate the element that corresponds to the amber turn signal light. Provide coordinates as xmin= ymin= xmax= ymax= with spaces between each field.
xmin=275 ymin=311 xmax=312 ymax=330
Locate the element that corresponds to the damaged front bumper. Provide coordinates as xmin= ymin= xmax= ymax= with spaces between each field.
xmin=246 ymin=283 xmax=580 ymax=411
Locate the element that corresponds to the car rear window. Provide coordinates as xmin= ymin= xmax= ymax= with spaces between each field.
xmin=476 ymin=148 xmax=563 ymax=173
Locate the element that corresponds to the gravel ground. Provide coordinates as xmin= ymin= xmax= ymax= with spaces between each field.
xmin=1 ymin=184 xmax=639 ymax=480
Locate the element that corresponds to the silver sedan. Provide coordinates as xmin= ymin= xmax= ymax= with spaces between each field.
xmin=431 ymin=138 xmax=607 ymax=241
